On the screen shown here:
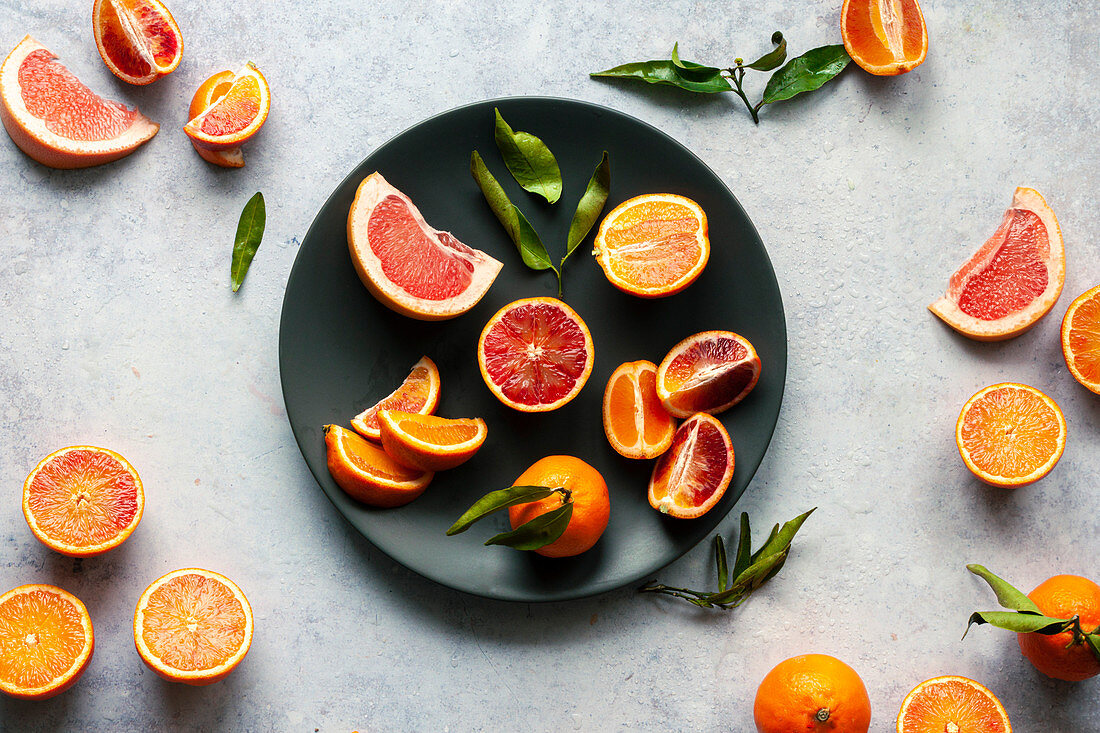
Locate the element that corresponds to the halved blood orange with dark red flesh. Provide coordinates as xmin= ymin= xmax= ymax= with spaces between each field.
xmin=656 ymin=331 xmax=760 ymax=418
xmin=93 ymin=0 xmax=183 ymax=85
xmin=23 ymin=446 xmax=144 ymax=556
xmin=1062 ymin=285 xmax=1100 ymax=395
xmin=478 ymin=297 xmax=594 ymax=412
xmin=347 ymin=173 xmax=503 ymax=320
xmin=648 ymin=413 xmax=734 ymax=519
xmin=929 ymin=188 xmax=1064 ymax=341
xmin=351 ymin=356 xmax=440 ymax=441
xmin=841 ymin=0 xmax=928 ymax=76
xmin=602 ymin=360 xmax=676 ymax=459
xmin=0 ymin=584 xmax=94 ymax=700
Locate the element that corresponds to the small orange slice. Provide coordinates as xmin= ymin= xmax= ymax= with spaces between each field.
xmin=648 ymin=413 xmax=734 ymax=519
xmin=1061 ymin=284 xmax=1100 ymax=395
xmin=593 ymin=193 xmax=709 ymax=297
xmin=377 ymin=410 xmax=487 ymax=471
xmin=184 ymin=63 xmax=269 ymax=152
xmin=0 ymin=585 xmax=93 ymax=700
xmin=656 ymin=331 xmax=761 ymax=418
xmin=92 ymin=0 xmax=183 ymax=85
xmin=842 ymin=0 xmax=928 ymax=76
xmin=323 ymin=424 xmax=433 ymax=507
xmin=351 ymin=356 xmax=441 ymax=441
xmin=602 ymin=360 xmax=676 ymax=459
xmin=897 ymin=676 xmax=1011 ymax=733
xmin=956 ymin=383 xmax=1066 ymax=488
xmin=187 ymin=70 xmax=243 ymax=167
xmin=23 ymin=445 xmax=144 ymax=556
xmin=133 ymin=568 xmax=252 ymax=686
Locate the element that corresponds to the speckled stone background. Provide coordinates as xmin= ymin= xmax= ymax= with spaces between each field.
xmin=2 ymin=1 xmax=1098 ymax=730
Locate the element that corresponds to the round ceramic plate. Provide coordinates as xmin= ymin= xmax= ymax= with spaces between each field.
xmin=279 ymin=97 xmax=786 ymax=602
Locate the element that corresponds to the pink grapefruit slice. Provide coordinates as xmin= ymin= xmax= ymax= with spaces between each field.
xmin=929 ymin=187 xmax=1064 ymax=341
xmin=0 ymin=36 xmax=158 ymax=169
xmin=347 ymin=173 xmax=503 ymax=320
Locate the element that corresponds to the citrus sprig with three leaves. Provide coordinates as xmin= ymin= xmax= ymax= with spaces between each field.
xmin=446 ymin=485 xmax=573 ymax=551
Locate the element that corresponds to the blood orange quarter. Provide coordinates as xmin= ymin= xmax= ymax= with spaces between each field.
xmin=656 ymin=330 xmax=760 ymax=418
xmin=351 ymin=355 xmax=441 ymax=441
xmin=648 ymin=413 xmax=734 ymax=519
xmin=93 ymin=0 xmax=183 ymax=85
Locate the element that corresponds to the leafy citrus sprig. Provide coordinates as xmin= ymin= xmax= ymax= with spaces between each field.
xmin=446 ymin=485 xmax=573 ymax=551
xmin=964 ymin=564 xmax=1100 ymax=663
xmin=640 ymin=508 xmax=815 ymax=609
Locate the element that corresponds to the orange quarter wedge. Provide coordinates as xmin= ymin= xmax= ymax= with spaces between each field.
xmin=377 ymin=410 xmax=487 ymax=471
xmin=324 ymin=424 xmax=433 ymax=507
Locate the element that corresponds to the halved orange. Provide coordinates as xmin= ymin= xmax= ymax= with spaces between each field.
xmin=23 ymin=445 xmax=144 ymax=556
xmin=897 ymin=676 xmax=1011 ymax=733
xmin=478 ymin=297 xmax=594 ymax=412
xmin=323 ymin=424 xmax=433 ymax=507
xmin=648 ymin=413 xmax=734 ymax=519
xmin=929 ymin=188 xmax=1064 ymax=341
xmin=352 ymin=356 xmax=441 ymax=441
xmin=842 ymin=0 xmax=928 ymax=76
xmin=184 ymin=63 xmax=269 ymax=152
xmin=956 ymin=383 xmax=1066 ymax=488
xmin=187 ymin=70 xmax=243 ymax=167
xmin=656 ymin=331 xmax=761 ymax=418
xmin=602 ymin=360 xmax=676 ymax=459
xmin=1061 ymin=284 xmax=1100 ymax=395
xmin=377 ymin=410 xmax=487 ymax=471
xmin=134 ymin=568 xmax=252 ymax=686
xmin=92 ymin=0 xmax=183 ymax=86
xmin=0 ymin=584 xmax=93 ymax=700
xmin=593 ymin=193 xmax=709 ymax=298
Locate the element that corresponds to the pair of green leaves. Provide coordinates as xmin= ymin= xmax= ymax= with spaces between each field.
xmin=446 ymin=484 xmax=573 ymax=551
xmin=640 ymin=508 xmax=815 ymax=609
xmin=965 ymin=565 xmax=1100 ymax=662
xmin=471 ymin=109 xmax=611 ymax=295
xmin=231 ymin=192 xmax=266 ymax=292
xmin=591 ymin=33 xmax=850 ymax=124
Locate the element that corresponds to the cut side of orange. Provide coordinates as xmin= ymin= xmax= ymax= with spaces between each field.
xmin=134 ymin=568 xmax=252 ymax=686
xmin=602 ymin=360 xmax=676 ymax=459
xmin=187 ymin=70 xmax=243 ymax=167
xmin=23 ymin=445 xmax=144 ymax=556
xmin=656 ymin=331 xmax=760 ymax=418
xmin=324 ymin=424 xmax=433 ymax=507
xmin=351 ymin=356 xmax=441 ymax=441
xmin=183 ymin=63 xmax=269 ymax=152
xmin=377 ymin=410 xmax=487 ymax=471
xmin=956 ymin=383 xmax=1066 ymax=488
xmin=648 ymin=413 xmax=734 ymax=519
xmin=897 ymin=676 xmax=1011 ymax=733
xmin=842 ymin=0 xmax=928 ymax=76
xmin=593 ymin=193 xmax=709 ymax=298
xmin=1061 ymin=284 xmax=1100 ymax=395
xmin=929 ymin=188 xmax=1064 ymax=341
xmin=0 ymin=585 xmax=93 ymax=700
xmin=92 ymin=0 xmax=183 ymax=85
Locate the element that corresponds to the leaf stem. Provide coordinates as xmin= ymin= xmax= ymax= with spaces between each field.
xmin=723 ymin=66 xmax=760 ymax=124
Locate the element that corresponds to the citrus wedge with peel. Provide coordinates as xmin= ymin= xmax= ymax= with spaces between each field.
xmin=1061 ymin=284 xmax=1100 ymax=395
xmin=842 ymin=0 xmax=928 ymax=76
xmin=656 ymin=330 xmax=760 ymax=418
xmin=184 ymin=62 xmax=269 ymax=155
xmin=0 ymin=585 xmax=94 ymax=700
xmin=377 ymin=410 xmax=487 ymax=471
xmin=187 ymin=70 xmax=244 ymax=167
xmin=602 ymin=360 xmax=676 ymax=459
xmin=92 ymin=0 xmax=183 ymax=85
xmin=896 ymin=676 xmax=1011 ymax=733
xmin=351 ymin=356 xmax=441 ymax=441
xmin=323 ymin=424 xmax=433 ymax=507
xmin=648 ymin=413 xmax=734 ymax=519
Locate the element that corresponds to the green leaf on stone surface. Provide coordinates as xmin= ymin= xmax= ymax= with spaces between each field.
xmin=485 ymin=502 xmax=573 ymax=550
xmin=561 ymin=151 xmax=610 ymax=266
xmin=493 ymin=109 xmax=562 ymax=204
xmin=445 ymin=485 xmax=558 ymax=536
xmin=760 ymin=44 xmax=850 ymax=105
xmin=966 ymin=564 xmax=1043 ymax=613
xmin=714 ymin=535 xmax=729 ymax=593
xmin=591 ymin=46 xmax=734 ymax=94
xmin=746 ymin=31 xmax=787 ymax=71
xmin=732 ymin=512 xmax=752 ymax=579
xmin=230 ymin=192 xmax=265 ymax=292
xmin=964 ymin=611 xmax=1071 ymax=637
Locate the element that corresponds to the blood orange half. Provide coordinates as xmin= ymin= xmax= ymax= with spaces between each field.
xmin=92 ymin=0 xmax=183 ymax=86
xmin=0 ymin=35 xmax=159 ymax=169
xmin=656 ymin=331 xmax=761 ymax=418
xmin=347 ymin=173 xmax=503 ymax=320
xmin=648 ymin=413 xmax=734 ymax=518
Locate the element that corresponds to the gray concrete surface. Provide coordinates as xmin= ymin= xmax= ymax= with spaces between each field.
xmin=1 ymin=0 xmax=1098 ymax=730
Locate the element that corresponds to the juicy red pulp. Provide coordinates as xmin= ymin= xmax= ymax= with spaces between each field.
xmin=482 ymin=303 xmax=589 ymax=406
xmin=958 ymin=209 xmax=1049 ymax=321
xmin=19 ymin=49 xmax=136 ymax=141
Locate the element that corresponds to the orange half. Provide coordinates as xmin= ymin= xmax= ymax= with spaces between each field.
xmin=93 ymin=0 xmax=183 ymax=85
xmin=187 ymin=70 xmax=243 ymax=167
xmin=0 ymin=585 xmax=93 ymax=700
xmin=184 ymin=63 xmax=269 ymax=152
xmin=842 ymin=0 xmax=928 ymax=76
xmin=897 ymin=676 xmax=1011 ymax=733
xmin=602 ymin=360 xmax=676 ymax=459
xmin=351 ymin=356 xmax=441 ymax=441
xmin=1061 ymin=284 xmax=1100 ymax=395
xmin=377 ymin=410 xmax=487 ymax=471
xmin=324 ymin=424 xmax=433 ymax=507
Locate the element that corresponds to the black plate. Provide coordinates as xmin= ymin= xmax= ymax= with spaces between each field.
xmin=278 ymin=97 xmax=786 ymax=602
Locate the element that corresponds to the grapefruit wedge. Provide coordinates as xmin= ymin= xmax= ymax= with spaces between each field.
xmin=347 ymin=173 xmax=503 ymax=320
xmin=929 ymin=187 xmax=1064 ymax=341
xmin=0 ymin=36 xmax=158 ymax=169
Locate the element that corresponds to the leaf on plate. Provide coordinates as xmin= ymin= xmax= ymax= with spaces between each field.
xmin=446 ymin=485 xmax=558 ymax=536
xmin=484 ymin=502 xmax=573 ymax=551
xmin=561 ymin=151 xmax=610 ymax=266
xmin=493 ymin=108 xmax=562 ymax=204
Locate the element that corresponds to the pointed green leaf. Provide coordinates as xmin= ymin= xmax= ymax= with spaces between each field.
xmin=669 ymin=43 xmax=723 ymax=77
xmin=561 ymin=151 xmax=610 ymax=265
xmin=965 ymin=611 xmax=1071 ymax=637
xmin=485 ymin=502 xmax=573 ymax=551
xmin=591 ymin=52 xmax=733 ymax=95
xmin=714 ymin=535 xmax=729 ymax=593
xmin=446 ymin=485 xmax=557 ymax=536
xmin=760 ymin=45 xmax=850 ymax=105
xmin=732 ymin=512 xmax=752 ymax=579
xmin=732 ymin=549 xmax=790 ymax=591
xmin=967 ymin=565 xmax=1041 ymax=613
xmin=746 ymin=31 xmax=787 ymax=71
xmin=750 ymin=524 xmax=779 ymax=564
xmin=1085 ymin=634 xmax=1100 ymax=664
xmin=230 ymin=192 xmax=266 ymax=292
xmin=493 ymin=109 xmax=562 ymax=204
xmin=753 ymin=508 xmax=815 ymax=562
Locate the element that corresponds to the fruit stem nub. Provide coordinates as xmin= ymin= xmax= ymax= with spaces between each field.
xmin=815 ymin=708 xmax=830 ymax=722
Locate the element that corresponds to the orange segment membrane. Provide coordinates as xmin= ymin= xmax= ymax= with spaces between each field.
xmin=958 ymin=210 xmax=1049 ymax=321
xmin=19 ymin=50 xmax=136 ymax=140
xmin=652 ymin=419 xmax=729 ymax=507
xmin=141 ymin=574 xmax=245 ymax=672
xmin=27 ymin=449 xmax=138 ymax=545
xmin=0 ymin=590 xmax=85 ymax=689
xmin=607 ymin=373 xmax=640 ymax=445
xmin=199 ymin=76 xmax=260 ymax=137
xmin=1069 ymin=296 xmax=1100 ymax=381
xmin=638 ymin=369 xmax=673 ymax=444
xmin=960 ymin=387 xmax=1060 ymax=476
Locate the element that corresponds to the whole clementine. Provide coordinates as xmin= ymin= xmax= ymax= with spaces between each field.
xmin=1017 ymin=575 xmax=1100 ymax=681
xmin=508 ymin=455 xmax=609 ymax=558
xmin=753 ymin=654 xmax=872 ymax=733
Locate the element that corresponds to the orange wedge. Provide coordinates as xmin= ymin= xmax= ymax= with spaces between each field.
xmin=377 ymin=410 xmax=487 ymax=471
xmin=134 ymin=568 xmax=252 ymax=686
xmin=187 ymin=70 xmax=243 ymax=167
xmin=351 ymin=356 xmax=441 ymax=441
xmin=602 ymin=360 xmax=676 ymax=459
xmin=92 ymin=0 xmax=183 ymax=85
xmin=0 ymin=585 xmax=93 ymax=700
xmin=1061 ymin=284 xmax=1100 ymax=395
xmin=956 ymin=383 xmax=1066 ymax=488
xmin=842 ymin=0 xmax=928 ymax=76
xmin=184 ymin=63 xmax=269 ymax=156
xmin=656 ymin=331 xmax=761 ymax=418
xmin=648 ymin=413 xmax=734 ymax=519
xmin=323 ymin=424 xmax=433 ymax=507
xmin=897 ymin=676 xmax=1011 ymax=733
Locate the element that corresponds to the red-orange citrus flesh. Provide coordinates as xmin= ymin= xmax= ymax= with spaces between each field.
xmin=0 ymin=584 xmax=94 ymax=700
xmin=648 ymin=413 xmax=734 ymax=519
xmin=656 ymin=330 xmax=761 ymax=418
xmin=93 ymin=0 xmax=183 ymax=85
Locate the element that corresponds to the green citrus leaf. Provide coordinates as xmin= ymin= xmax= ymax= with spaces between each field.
xmin=591 ymin=48 xmax=733 ymax=94
xmin=732 ymin=511 xmax=752 ymax=579
xmin=470 ymin=151 xmax=558 ymax=277
xmin=746 ymin=31 xmax=787 ymax=71
xmin=714 ymin=534 xmax=729 ymax=593
xmin=493 ymin=108 xmax=562 ymax=203
xmin=230 ymin=192 xmax=265 ymax=292
xmin=485 ymin=502 xmax=573 ymax=551
xmin=561 ymin=151 xmax=610 ymax=266
xmin=752 ymin=507 xmax=815 ymax=562
xmin=967 ymin=565 xmax=1042 ymax=613
xmin=446 ymin=485 xmax=557 ymax=536
xmin=965 ymin=611 xmax=1070 ymax=637
xmin=760 ymin=44 xmax=849 ymax=105
xmin=1085 ymin=634 xmax=1100 ymax=664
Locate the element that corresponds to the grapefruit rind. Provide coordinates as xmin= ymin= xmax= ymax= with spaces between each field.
xmin=92 ymin=0 xmax=183 ymax=86
xmin=351 ymin=356 xmax=441 ymax=441
xmin=377 ymin=410 xmax=488 ymax=472
xmin=896 ymin=676 xmax=1011 ymax=733
xmin=0 ymin=584 xmax=94 ymax=700
xmin=1061 ymin=284 xmax=1100 ymax=395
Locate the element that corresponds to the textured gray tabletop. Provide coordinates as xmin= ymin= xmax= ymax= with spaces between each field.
xmin=2 ymin=1 xmax=1098 ymax=731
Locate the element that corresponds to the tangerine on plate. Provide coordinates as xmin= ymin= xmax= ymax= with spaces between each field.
xmin=648 ymin=413 xmax=733 ymax=519
xmin=1061 ymin=284 xmax=1100 ymax=395
xmin=602 ymin=360 xmax=676 ymax=459
xmin=841 ymin=0 xmax=928 ymax=76
xmin=92 ymin=0 xmax=183 ymax=85
xmin=754 ymin=654 xmax=872 ymax=733
xmin=656 ymin=330 xmax=760 ymax=418
xmin=507 ymin=455 xmax=609 ymax=558
xmin=323 ymin=424 xmax=433 ymax=507
xmin=1017 ymin=575 xmax=1100 ymax=681
xmin=0 ymin=584 xmax=94 ymax=700
xmin=351 ymin=355 xmax=441 ymax=441
xmin=896 ymin=676 xmax=1011 ymax=733
xmin=377 ymin=410 xmax=487 ymax=472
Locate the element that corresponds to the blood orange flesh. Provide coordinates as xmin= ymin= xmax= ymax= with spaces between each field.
xmin=648 ymin=413 xmax=734 ymax=518
xmin=656 ymin=331 xmax=760 ymax=418
xmin=93 ymin=0 xmax=182 ymax=85
xmin=352 ymin=356 xmax=440 ymax=441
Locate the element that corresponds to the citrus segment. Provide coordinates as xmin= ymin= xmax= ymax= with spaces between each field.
xmin=477 ymin=297 xmax=594 ymax=412
xmin=508 ymin=455 xmax=610 ymax=558
xmin=929 ymin=188 xmax=1064 ymax=341
xmin=23 ymin=445 xmax=144 ymax=556
xmin=134 ymin=569 xmax=252 ymax=685
xmin=754 ymin=654 xmax=872 ymax=733
xmin=648 ymin=413 xmax=733 ymax=519
xmin=897 ymin=676 xmax=1010 ymax=733
xmin=0 ymin=36 xmax=158 ymax=168
xmin=347 ymin=173 xmax=503 ymax=320
xmin=593 ymin=193 xmax=709 ymax=297
xmin=183 ymin=63 xmax=269 ymax=152
xmin=92 ymin=0 xmax=183 ymax=85
xmin=1017 ymin=575 xmax=1100 ymax=681
xmin=0 ymin=585 xmax=93 ymax=700
xmin=377 ymin=410 xmax=487 ymax=471
xmin=956 ymin=383 xmax=1066 ymax=488
xmin=324 ymin=424 xmax=433 ymax=507
xmin=351 ymin=356 xmax=441 ymax=441
xmin=842 ymin=0 xmax=928 ymax=76
xmin=187 ymin=70 xmax=244 ymax=167
xmin=602 ymin=360 xmax=675 ymax=459
xmin=656 ymin=331 xmax=761 ymax=418
xmin=1061 ymin=284 xmax=1100 ymax=395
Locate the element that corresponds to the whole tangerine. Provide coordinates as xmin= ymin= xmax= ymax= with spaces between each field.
xmin=1017 ymin=575 xmax=1100 ymax=681
xmin=753 ymin=654 xmax=872 ymax=733
xmin=508 ymin=455 xmax=609 ymax=558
